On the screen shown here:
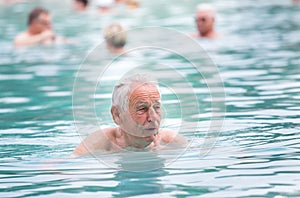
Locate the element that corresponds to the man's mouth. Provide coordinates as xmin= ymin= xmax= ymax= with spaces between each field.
xmin=143 ymin=127 xmax=158 ymax=139
xmin=145 ymin=127 xmax=156 ymax=131
xmin=144 ymin=127 xmax=158 ymax=134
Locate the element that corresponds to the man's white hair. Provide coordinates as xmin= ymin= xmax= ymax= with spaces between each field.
xmin=112 ymin=73 xmax=159 ymax=112
xmin=103 ymin=22 xmax=127 ymax=49
xmin=196 ymin=3 xmax=216 ymax=17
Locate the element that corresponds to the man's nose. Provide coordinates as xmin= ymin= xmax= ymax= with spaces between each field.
xmin=147 ymin=107 xmax=157 ymax=122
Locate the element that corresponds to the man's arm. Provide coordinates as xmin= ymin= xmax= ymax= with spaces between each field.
xmin=160 ymin=129 xmax=187 ymax=144
xmin=71 ymin=128 xmax=113 ymax=157
xmin=14 ymin=30 xmax=55 ymax=47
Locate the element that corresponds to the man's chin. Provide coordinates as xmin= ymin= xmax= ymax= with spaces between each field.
xmin=143 ymin=131 xmax=158 ymax=142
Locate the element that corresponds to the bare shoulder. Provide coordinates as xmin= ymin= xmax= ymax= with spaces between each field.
xmin=71 ymin=127 xmax=117 ymax=157
xmin=14 ymin=32 xmax=28 ymax=45
xmin=159 ymin=128 xmax=187 ymax=144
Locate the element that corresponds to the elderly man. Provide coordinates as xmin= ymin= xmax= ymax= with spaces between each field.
xmin=103 ymin=22 xmax=127 ymax=54
xmin=14 ymin=7 xmax=65 ymax=47
xmin=72 ymin=74 xmax=186 ymax=157
xmin=194 ymin=3 xmax=221 ymax=39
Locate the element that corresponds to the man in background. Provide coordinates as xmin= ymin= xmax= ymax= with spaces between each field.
xmin=103 ymin=22 xmax=127 ymax=54
xmin=73 ymin=0 xmax=89 ymax=11
xmin=14 ymin=7 xmax=66 ymax=47
xmin=194 ymin=4 xmax=221 ymax=39
xmin=96 ymin=0 xmax=114 ymax=13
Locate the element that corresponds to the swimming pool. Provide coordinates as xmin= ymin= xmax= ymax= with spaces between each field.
xmin=1 ymin=0 xmax=300 ymax=197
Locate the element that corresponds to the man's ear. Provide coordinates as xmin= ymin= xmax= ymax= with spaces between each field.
xmin=111 ymin=105 xmax=121 ymax=125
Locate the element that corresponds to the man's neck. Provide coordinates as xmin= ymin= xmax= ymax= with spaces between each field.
xmin=109 ymin=47 xmax=125 ymax=54
xmin=77 ymin=5 xmax=87 ymax=11
xmin=200 ymin=29 xmax=217 ymax=38
xmin=119 ymin=128 xmax=153 ymax=149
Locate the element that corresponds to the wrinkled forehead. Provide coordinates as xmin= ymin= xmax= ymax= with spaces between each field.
xmin=128 ymin=83 xmax=161 ymax=103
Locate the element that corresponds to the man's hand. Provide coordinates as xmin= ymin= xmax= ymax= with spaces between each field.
xmin=40 ymin=30 xmax=56 ymax=44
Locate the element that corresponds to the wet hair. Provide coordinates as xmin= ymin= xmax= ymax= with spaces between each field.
xmin=196 ymin=3 xmax=216 ymax=18
xmin=112 ymin=74 xmax=159 ymax=112
xmin=103 ymin=23 xmax=127 ymax=49
xmin=75 ymin=0 xmax=89 ymax=7
xmin=27 ymin=7 xmax=49 ymax=26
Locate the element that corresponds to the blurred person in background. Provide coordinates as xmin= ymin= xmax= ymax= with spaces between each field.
xmin=114 ymin=0 xmax=126 ymax=4
xmin=14 ymin=7 xmax=67 ymax=47
xmin=96 ymin=0 xmax=115 ymax=13
xmin=103 ymin=22 xmax=127 ymax=54
xmin=194 ymin=3 xmax=221 ymax=39
xmin=126 ymin=0 xmax=140 ymax=10
xmin=73 ymin=0 xmax=89 ymax=11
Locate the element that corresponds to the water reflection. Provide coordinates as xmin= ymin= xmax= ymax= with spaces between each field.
xmin=113 ymin=152 xmax=167 ymax=197
xmin=1 ymin=0 xmax=300 ymax=197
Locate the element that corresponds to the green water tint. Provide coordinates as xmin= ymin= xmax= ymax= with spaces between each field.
xmin=1 ymin=0 xmax=300 ymax=197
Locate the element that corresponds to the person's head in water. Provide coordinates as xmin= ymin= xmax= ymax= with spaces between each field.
xmin=96 ymin=0 xmax=114 ymax=13
xmin=71 ymin=73 xmax=186 ymax=156
xmin=103 ymin=23 xmax=127 ymax=54
xmin=14 ymin=7 xmax=68 ymax=47
xmin=27 ymin=7 xmax=52 ymax=34
xmin=111 ymin=74 xmax=162 ymax=148
xmin=14 ymin=7 xmax=59 ymax=47
xmin=195 ymin=3 xmax=220 ymax=38
xmin=73 ymin=0 xmax=89 ymax=11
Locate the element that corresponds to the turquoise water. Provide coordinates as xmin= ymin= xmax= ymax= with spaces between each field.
xmin=1 ymin=0 xmax=300 ymax=197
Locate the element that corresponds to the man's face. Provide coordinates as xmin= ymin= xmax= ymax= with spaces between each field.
xmin=120 ymin=83 xmax=162 ymax=140
xmin=33 ymin=13 xmax=52 ymax=33
xmin=195 ymin=11 xmax=214 ymax=35
xmin=73 ymin=1 xmax=85 ymax=10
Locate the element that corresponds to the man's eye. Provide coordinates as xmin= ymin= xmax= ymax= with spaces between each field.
xmin=154 ymin=105 xmax=161 ymax=110
xmin=137 ymin=107 xmax=146 ymax=112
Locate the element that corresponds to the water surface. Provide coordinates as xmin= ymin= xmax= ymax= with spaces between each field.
xmin=1 ymin=0 xmax=300 ymax=197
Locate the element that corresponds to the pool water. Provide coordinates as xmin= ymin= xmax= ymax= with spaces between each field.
xmin=1 ymin=0 xmax=300 ymax=197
